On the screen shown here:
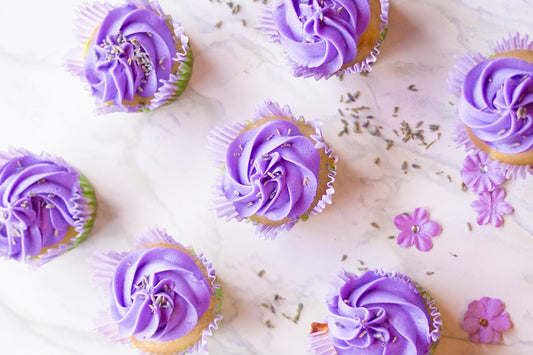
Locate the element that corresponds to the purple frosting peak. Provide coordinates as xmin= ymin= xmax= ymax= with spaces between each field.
xmin=459 ymin=57 xmax=533 ymax=154
xmin=0 ymin=154 xmax=81 ymax=261
xmin=326 ymin=270 xmax=438 ymax=354
xmin=271 ymin=0 xmax=370 ymax=76
xmin=84 ymin=3 xmax=177 ymax=106
xmin=222 ymin=119 xmax=320 ymax=222
xmin=110 ymin=246 xmax=211 ymax=342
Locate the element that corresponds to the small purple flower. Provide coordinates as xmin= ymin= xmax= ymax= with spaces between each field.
xmin=462 ymin=297 xmax=511 ymax=344
xmin=471 ymin=187 xmax=513 ymax=227
xmin=461 ymin=151 xmax=506 ymax=193
xmin=393 ymin=208 xmax=441 ymax=252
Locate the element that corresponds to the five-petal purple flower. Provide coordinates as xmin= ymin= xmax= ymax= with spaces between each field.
xmin=461 ymin=152 xmax=506 ymax=193
xmin=393 ymin=208 xmax=441 ymax=252
xmin=471 ymin=188 xmax=513 ymax=227
xmin=462 ymin=297 xmax=511 ymax=344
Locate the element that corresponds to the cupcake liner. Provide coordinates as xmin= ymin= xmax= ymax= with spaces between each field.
xmin=258 ymin=0 xmax=389 ymax=79
xmin=449 ymin=33 xmax=533 ymax=179
xmin=66 ymin=0 xmax=192 ymax=114
xmin=0 ymin=147 xmax=96 ymax=269
xmin=88 ymin=228 xmax=222 ymax=354
xmin=310 ymin=270 xmax=441 ymax=355
xmin=207 ymin=100 xmax=337 ymax=239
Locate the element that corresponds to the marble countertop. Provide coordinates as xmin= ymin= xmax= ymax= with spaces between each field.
xmin=0 ymin=0 xmax=532 ymax=354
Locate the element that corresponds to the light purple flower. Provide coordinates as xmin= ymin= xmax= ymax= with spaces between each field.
xmin=471 ymin=187 xmax=513 ymax=227
xmin=393 ymin=208 xmax=441 ymax=252
xmin=461 ymin=151 xmax=506 ymax=193
xmin=462 ymin=297 xmax=511 ymax=344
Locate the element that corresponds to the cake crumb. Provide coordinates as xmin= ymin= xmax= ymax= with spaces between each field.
xmin=426 ymin=271 xmax=435 ymax=276
xmin=467 ymin=222 xmax=473 ymax=231
xmin=374 ymin=157 xmax=381 ymax=165
xmin=449 ymin=252 xmax=459 ymax=257
xmin=341 ymin=254 xmax=348 ymax=262
xmin=408 ymin=84 xmax=419 ymax=92
xmin=257 ymin=269 xmax=265 ymax=277
xmin=371 ymin=222 xmax=380 ymax=229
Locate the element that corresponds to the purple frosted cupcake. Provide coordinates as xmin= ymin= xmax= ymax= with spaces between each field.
xmin=0 ymin=148 xmax=96 ymax=268
xmin=449 ymin=33 xmax=533 ymax=179
xmin=258 ymin=0 xmax=389 ymax=79
xmin=309 ymin=270 xmax=442 ymax=355
xmin=66 ymin=0 xmax=192 ymax=114
xmin=208 ymin=100 xmax=337 ymax=239
xmin=89 ymin=228 xmax=222 ymax=354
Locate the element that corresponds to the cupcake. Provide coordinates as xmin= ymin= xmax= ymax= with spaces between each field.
xmin=0 ymin=148 xmax=96 ymax=268
xmin=208 ymin=100 xmax=337 ymax=239
xmin=66 ymin=0 xmax=193 ymax=114
xmin=258 ymin=0 xmax=389 ymax=79
xmin=89 ymin=228 xmax=222 ymax=354
xmin=449 ymin=33 xmax=533 ymax=179
xmin=309 ymin=270 xmax=442 ymax=355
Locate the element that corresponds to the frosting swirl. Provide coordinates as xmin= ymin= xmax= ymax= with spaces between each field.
xmin=0 ymin=155 xmax=81 ymax=260
xmin=84 ymin=3 xmax=177 ymax=106
xmin=327 ymin=271 xmax=435 ymax=354
xmin=110 ymin=246 xmax=211 ymax=342
xmin=271 ymin=0 xmax=370 ymax=75
xmin=459 ymin=57 xmax=533 ymax=154
xmin=222 ymin=119 xmax=320 ymax=221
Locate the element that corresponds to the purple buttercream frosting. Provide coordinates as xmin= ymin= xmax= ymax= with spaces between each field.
xmin=324 ymin=270 xmax=441 ymax=355
xmin=0 ymin=154 xmax=82 ymax=261
xmin=222 ymin=119 xmax=320 ymax=222
xmin=110 ymin=246 xmax=211 ymax=342
xmin=459 ymin=57 xmax=533 ymax=154
xmin=84 ymin=2 xmax=177 ymax=106
xmin=270 ymin=0 xmax=370 ymax=76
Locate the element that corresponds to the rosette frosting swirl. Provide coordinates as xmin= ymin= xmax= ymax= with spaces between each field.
xmin=110 ymin=247 xmax=211 ymax=341
xmin=84 ymin=3 xmax=177 ymax=105
xmin=0 ymin=155 xmax=81 ymax=260
xmin=222 ymin=119 xmax=320 ymax=221
xmin=459 ymin=57 xmax=533 ymax=154
xmin=326 ymin=271 xmax=436 ymax=354
xmin=271 ymin=0 xmax=370 ymax=75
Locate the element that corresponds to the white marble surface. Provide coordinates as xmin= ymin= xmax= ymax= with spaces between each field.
xmin=0 ymin=0 xmax=532 ymax=354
